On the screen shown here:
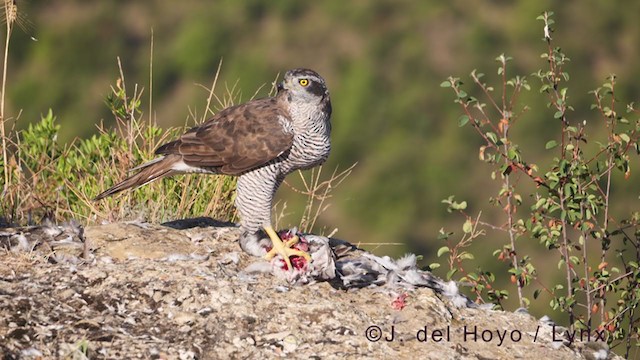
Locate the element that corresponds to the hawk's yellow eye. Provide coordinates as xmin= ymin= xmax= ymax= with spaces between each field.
xmin=299 ymin=79 xmax=309 ymax=86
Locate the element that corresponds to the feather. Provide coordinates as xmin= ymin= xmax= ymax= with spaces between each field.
xmin=93 ymin=155 xmax=181 ymax=200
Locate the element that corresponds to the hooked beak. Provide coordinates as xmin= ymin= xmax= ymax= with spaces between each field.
xmin=277 ymin=81 xmax=285 ymax=92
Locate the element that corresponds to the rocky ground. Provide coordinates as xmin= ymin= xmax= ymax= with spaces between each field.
xmin=0 ymin=219 xmax=618 ymax=359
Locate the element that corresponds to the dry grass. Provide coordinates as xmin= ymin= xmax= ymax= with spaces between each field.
xmin=275 ymin=163 xmax=356 ymax=236
xmin=65 ymin=58 xmax=241 ymax=225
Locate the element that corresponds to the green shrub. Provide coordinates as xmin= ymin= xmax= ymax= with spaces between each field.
xmin=0 ymin=102 xmax=238 ymax=225
xmin=440 ymin=11 xmax=639 ymax=356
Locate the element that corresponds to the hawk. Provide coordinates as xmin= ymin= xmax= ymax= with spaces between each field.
xmin=94 ymin=68 xmax=332 ymax=270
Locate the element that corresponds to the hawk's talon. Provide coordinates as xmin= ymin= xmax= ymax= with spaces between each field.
xmin=263 ymin=226 xmax=312 ymax=270
xmin=284 ymin=237 xmax=300 ymax=248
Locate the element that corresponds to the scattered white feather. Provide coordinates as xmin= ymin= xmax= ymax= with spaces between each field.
xmin=244 ymin=261 xmax=273 ymax=274
xmin=220 ymin=252 xmax=241 ymax=265
xmin=593 ymin=349 xmax=608 ymax=360
xmin=20 ymin=348 xmax=44 ymax=357
xmin=11 ymin=234 xmax=30 ymax=252
xmin=539 ymin=315 xmax=557 ymax=327
xmin=162 ymin=253 xmax=209 ymax=262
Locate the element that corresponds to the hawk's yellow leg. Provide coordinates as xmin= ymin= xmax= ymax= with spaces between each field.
xmin=263 ymin=225 xmax=312 ymax=270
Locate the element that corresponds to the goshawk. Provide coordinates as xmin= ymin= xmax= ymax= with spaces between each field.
xmin=95 ymin=68 xmax=332 ymax=269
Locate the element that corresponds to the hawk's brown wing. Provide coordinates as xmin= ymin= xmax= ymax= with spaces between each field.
xmin=155 ymin=96 xmax=293 ymax=175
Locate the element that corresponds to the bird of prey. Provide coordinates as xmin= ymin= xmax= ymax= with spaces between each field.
xmin=94 ymin=68 xmax=332 ymax=270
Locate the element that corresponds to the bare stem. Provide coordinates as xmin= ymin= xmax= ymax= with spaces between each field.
xmin=626 ymin=306 xmax=635 ymax=359
xmin=1 ymin=10 xmax=12 ymax=196
xmin=580 ymin=201 xmax=592 ymax=327
xmin=203 ymin=58 xmax=223 ymax=122
xmin=592 ymin=79 xmax=617 ymax=323
xmin=559 ymin=195 xmax=575 ymax=325
xmin=148 ymin=27 xmax=154 ymax=127
xmin=504 ymin=162 xmax=524 ymax=306
xmin=500 ymin=55 xmax=524 ymax=307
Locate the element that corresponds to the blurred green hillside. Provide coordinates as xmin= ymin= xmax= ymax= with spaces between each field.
xmin=4 ymin=1 xmax=639 ymax=265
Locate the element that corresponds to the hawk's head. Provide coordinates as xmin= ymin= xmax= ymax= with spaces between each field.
xmin=278 ymin=68 xmax=330 ymax=105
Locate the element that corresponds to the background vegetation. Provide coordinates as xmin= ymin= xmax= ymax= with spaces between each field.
xmin=2 ymin=0 xmax=640 ymax=344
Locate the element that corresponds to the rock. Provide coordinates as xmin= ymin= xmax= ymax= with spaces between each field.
xmin=0 ymin=220 xmax=621 ymax=359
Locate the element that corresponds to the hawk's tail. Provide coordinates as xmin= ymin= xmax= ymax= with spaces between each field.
xmin=93 ymin=155 xmax=180 ymax=201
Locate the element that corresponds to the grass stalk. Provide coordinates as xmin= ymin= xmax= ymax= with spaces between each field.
xmin=1 ymin=0 xmax=15 ymax=196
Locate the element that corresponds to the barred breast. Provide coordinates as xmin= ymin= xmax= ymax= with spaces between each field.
xmin=279 ymin=102 xmax=332 ymax=174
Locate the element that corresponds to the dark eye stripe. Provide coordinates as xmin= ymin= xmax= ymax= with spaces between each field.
xmin=306 ymin=80 xmax=326 ymax=97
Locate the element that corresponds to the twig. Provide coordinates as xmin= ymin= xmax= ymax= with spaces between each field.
xmin=202 ymin=58 xmax=223 ymax=122
xmin=1 ymin=0 xmax=14 ymax=196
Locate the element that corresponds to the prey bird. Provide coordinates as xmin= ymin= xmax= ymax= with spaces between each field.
xmin=94 ymin=68 xmax=332 ymax=270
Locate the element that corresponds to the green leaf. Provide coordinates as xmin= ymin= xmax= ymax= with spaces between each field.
xmin=462 ymin=219 xmax=473 ymax=234
xmin=569 ymin=256 xmax=580 ymax=265
xmin=440 ymin=81 xmax=451 ymax=88
xmin=450 ymin=200 xmax=467 ymax=211
xmin=459 ymin=252 xmax=475 ymax=260
xmin=446 ymin=268 xmax=458 ymax=280
xmin=458 ymin=115 xmax=470 ymax=127
xmin=437 ymin=246 xmax=450 ymax=257
xmin=619 ymin=133 xmax=631 ymax=143
xmin=545 ymin=140 xmax=558 ymax=149
xmin=533 ymin=289 xmax=541 ymax=299
xmin=534 ymin=198 xmax=546 ymax=209
xmin=486 ymin=132 xmax=498 ymax=144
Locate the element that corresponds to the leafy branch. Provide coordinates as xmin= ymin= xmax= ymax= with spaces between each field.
xmin=440 ymin=11 xmax=640 ymax=354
